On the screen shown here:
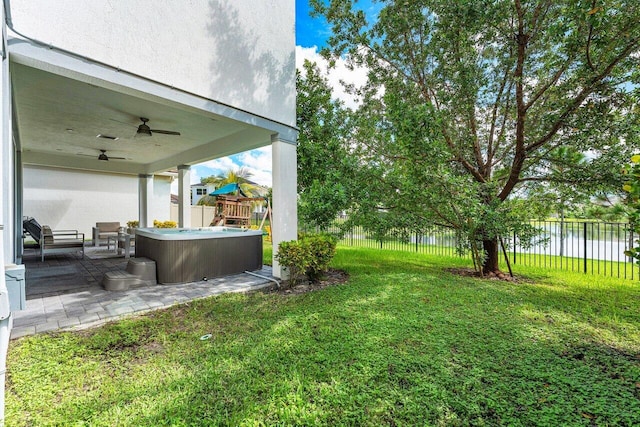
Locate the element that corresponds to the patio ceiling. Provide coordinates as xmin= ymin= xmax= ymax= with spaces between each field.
xmin=10 ymin=40 xmax=286 ymax=176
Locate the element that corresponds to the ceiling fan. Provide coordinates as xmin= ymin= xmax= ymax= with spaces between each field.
xmin=135 ymin=117 xmax=181 ymax=137
xmin=78 ymin=149 xmax=127 ymax=161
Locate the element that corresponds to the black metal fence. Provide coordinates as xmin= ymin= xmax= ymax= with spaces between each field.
xmin=301 ymin=220 xmax=640 ymax=281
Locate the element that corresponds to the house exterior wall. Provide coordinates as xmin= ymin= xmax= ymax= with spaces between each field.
xmin=191 ymin=184 xmax=214 ymax=206
xmin=8 ymin=0 xmax=295 ymax=127
xmin=23 ymin=166 xmax=172 ymax=238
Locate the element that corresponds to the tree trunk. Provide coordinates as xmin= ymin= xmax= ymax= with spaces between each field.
xmin=482 ymin=238 xmax=501 ymax=275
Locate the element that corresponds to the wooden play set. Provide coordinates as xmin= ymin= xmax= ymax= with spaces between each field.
xmin=209 ymin=195 xmax=272 ymax=232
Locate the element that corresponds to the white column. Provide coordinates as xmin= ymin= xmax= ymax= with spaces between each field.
xmin=0 ymin=6 xmax=12 ymax=424
xmin=271 ymin=134 xmax=297 ymax=278
xmin=1 ymin=28 xmax=12 ymax=265
xmin=177 ymin=165 xmax=191 ymax=228
xmin=138 ymin=174 xmax=154 ymax=227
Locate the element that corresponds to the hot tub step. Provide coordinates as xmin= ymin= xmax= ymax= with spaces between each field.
xmin=102 ymin=258 xmax=157 ymax=291
xmin=125 ymin=257 xmax=157 ymax=283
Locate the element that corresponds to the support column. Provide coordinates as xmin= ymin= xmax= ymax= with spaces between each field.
xmin=271 ymin=134 xmax=297 ymax=279
xmin=1 ymin=26 xmax=11 ymax=265
xmin=138 ymin=174 xmax=154 ymax=228
xmin=177 ymin=165 xmax=191 ymax=228
xmin=0 ymin=6 xmax=12 ymax=424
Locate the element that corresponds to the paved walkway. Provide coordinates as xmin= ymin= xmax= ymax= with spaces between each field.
xmin=11 ymin=247 xmax=277 ymax=339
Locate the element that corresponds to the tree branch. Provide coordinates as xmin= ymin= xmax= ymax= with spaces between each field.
xmin=487 ymin=66 xmax=512 ymax=174
xmin=586 ymin=0 xmax=596 ymax=71
xmin=526 ymin=34 xmax=640 ymax=153
xmin=524 ymin=57 xmax=573 ymax=112
xmin=497 ymin=0 xmax=528 ymax=200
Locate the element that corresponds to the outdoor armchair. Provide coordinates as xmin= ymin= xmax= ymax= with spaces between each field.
xmin=92 ymin=222 xmax=124 ymax=246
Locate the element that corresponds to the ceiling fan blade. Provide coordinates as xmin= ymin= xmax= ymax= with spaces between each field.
xmin=150 ymin=129 xmax=181 ymax=136
xmin=110 ymin=156 xmax=127 ymax=160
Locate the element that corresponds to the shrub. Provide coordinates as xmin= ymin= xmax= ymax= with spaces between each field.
xmin=304 ymin=233 xmax=338 ymax=282
xmin=275 ymin=240 xmax=310 ymax=286
xmin=153 ymin=220 xmax=177 ymax=228
xmin=275 ymin=233 xmax=337 ymax=286
xmin=126 ymin=220 xmax=139 ymax=228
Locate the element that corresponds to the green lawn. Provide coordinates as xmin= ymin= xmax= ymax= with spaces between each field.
xmin=6 ymin=246 xmax=640 ymax=426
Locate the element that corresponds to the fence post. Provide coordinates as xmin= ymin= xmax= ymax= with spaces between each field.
xmin=583 ymin=222 xmax=587 ymax=274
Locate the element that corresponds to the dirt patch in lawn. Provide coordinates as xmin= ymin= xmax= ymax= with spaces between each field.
xmin=271 ymin=269 xmax=350 ymax=295
xmin=446 ymin=267 xmax=528 ymax=282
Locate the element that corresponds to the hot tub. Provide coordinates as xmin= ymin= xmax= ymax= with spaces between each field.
xmin=134 ymin=227 xmax=263 ymax=284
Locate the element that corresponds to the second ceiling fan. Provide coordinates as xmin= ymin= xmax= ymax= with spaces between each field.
xmin=97 ymin=149 xmax=125 ymax=161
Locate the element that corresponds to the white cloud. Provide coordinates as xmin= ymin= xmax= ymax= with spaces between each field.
xmin=170 ymin=147 xmax=273 ymax=194
xmin=196 ymin=157 xmax=238 ymax=176
xmin=174 ymin=46 xmax=367 ymax=195
xmin=237 ymin=146 xmax=273 ymax=187
xmin=295 ymin=45 xmax=368 ymax=110
xmin=171 ymin=157 xmax=242 ymax=194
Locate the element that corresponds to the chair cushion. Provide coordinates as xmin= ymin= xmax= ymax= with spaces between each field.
xmin=95 ymin=222 xmax=121 ymax=233
xmin=23 ymin=217 xmax=42 ymax=240
xmin=42 ymin=225 xmax=54 ymax=244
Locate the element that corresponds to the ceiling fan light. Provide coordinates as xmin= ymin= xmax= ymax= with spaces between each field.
xmin=98 ymin=153 xmax=109 ymax=161
xmin=136 ymin=128 xmax=152 ymax=137
xmin=97 ymin=134 xmax=119 ymax=141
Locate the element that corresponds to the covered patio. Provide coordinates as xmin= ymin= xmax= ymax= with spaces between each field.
xmin=9 ymin=37 xmax=297 ymax=278
xmin=7 ymin=37 xmax=296 ymax=332
xmin=12 ymin=246 xmax=276 ymax=339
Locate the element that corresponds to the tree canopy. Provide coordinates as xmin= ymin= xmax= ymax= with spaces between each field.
xmin=308 ymin=0 xmax=640 ymax=274
xmin=197 ymin=167 xmax=262 ymax=206
xmin=296 ymin=60 xmax=355 ymax=229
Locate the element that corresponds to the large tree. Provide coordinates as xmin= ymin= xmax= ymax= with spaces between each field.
xmin=297 ymin=60 xmax=354 ymax=229
xmin=312 ymin=0 xmax=640 ymax=275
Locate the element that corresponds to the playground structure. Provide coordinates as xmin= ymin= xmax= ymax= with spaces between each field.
xmin=207 ymin=183 xmax=272 ymax=234
xmin=210 ymin=195 xmax=254 ymax=227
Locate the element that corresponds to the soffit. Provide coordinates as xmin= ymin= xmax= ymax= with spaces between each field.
xmin=11 ymin=52 xmax=280 ymax=175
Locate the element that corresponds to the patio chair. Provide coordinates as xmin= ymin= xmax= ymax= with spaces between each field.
xmin=22 ymin=217 xmax=85 ymax=261
xmin=22 ymin=216 xmax=42 ymax=245
xmin=92 ymin=222 xmax=124 ymax=246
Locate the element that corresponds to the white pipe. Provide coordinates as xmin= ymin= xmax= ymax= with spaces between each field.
xmin=244 ymin=270 xmax=280 ymax=289
xmin=0 ymin=228 xmax=11 ymax=427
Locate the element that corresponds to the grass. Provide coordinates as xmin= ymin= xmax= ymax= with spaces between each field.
xmin=337 ymin=235 xmax=640 ymax=281
xmin=6 ymin=246 xmax=640 ymax=426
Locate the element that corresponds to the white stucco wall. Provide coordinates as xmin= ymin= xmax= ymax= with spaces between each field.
xmin=23 ymin=166 xmax=172 ymax=238
xmin=7 ymin=0 xmax=295 ymax=127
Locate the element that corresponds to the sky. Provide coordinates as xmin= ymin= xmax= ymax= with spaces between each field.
xmin=182 ymin=1 xmax=373 ymax=192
